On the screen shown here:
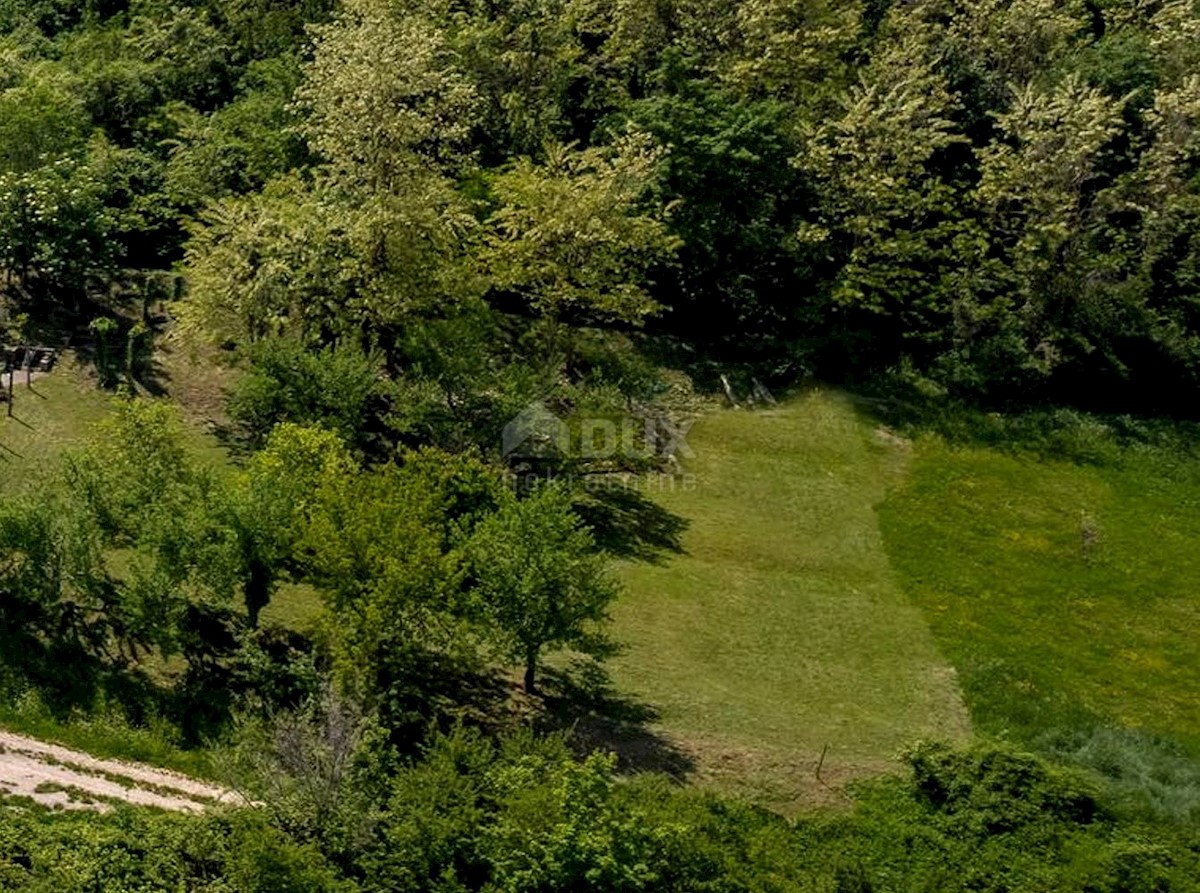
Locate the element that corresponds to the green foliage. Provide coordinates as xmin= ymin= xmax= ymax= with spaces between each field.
xmin=204 ymin=0 xmax=336 ymax=60
xmin=2 ymin=0 xmax=1200 ymax=405
xmin=232 ymin=422 xmax=355 ymax=626
xmin=296 ymin=0 xmax=479 ymax=188
xmin=482 ymin=133 xmax=680 ymax=327
xmin=0 ymin=401 xmax=320 ymax=736
xmin=790 ymin=742 xmax=1200 ymax=892
xmin=180 ymin=176 xmax=368 ymax=343
xmin=905 ymin=741 xmax=1102 ymax=833
xmin=466 ymin=483 xmax=617 ymax=692
xmin=0 ymin=153 xmax=117 ymax=299
xmin=164 ymin=56 xmax=309 ymax=206
xmin=361 ymin=728 xmax=719 ymax=893
xmin=275 ymin=439 xmax=510 ymax=727
xmin=181 ymin=170 xmax=475 ymax=345
xmin=6 ymin=5 xmax=1200 ymax=891
xmin=228 ymin=338 xmax=389 ymax=453
xmin=0 ymin=64 xmax=89 ymax=173
xmin=0 ymin=809 xmax=347 ymax=891
xmin=0 ymin=492 xmax=115 ymax=707
xmin=628 ymin=77 xmax=804 ymax=357
xmin=448 ymin=0 xmax=586 ymax=158
xmin=795 ymin=17 xmax=974 ymax=371
xmin=383 ymin=304 xmax=546 ymax=455
xmin=237 ymin=729 xmax=1200 ymax=892
xmin=726 ymin=0 xmax=862 ymax=107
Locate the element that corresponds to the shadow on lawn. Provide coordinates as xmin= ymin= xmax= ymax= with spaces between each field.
xmin=535 ymin=659 xmax=695 ymax=781
xmin=575 ymin=484 xmax=690 ymax=565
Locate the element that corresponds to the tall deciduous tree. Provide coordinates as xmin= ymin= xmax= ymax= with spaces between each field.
xmin=296 ymin=0 xmax=478 ymax=190
xmin=974 ymin=75 xmax=1128 ymax=380
xmin=483 ymin=132 xmax=680 ymax=329
xmin=795 ymin=22 xmax=974 ymax=375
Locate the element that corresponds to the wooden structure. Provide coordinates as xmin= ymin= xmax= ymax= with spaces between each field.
xmin=1 ymin=345 xmax=57 ymax=417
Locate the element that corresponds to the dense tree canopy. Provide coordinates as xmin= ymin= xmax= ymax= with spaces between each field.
xmin=0 ymin=0 xmax=1196 ymax=409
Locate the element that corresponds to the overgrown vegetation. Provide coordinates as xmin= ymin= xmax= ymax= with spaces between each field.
xmin=0 ymin=0 xmax=1199 ymax=888
xmin=881 ymin=417 xmax=1200 ymax=824
xmin=0 ymin=732 xmax=1196 ymax=891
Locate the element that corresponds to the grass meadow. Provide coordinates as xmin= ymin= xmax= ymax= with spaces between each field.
xmin=5 ymin=362 xmax=1200 ymax=819
xmin=0 ymin=360 xmax=113 ymax=493
xmin=880 ymin=434 xmax=1200 ymax=819
xmin=609 ymin=391 xmax=970 ymax=809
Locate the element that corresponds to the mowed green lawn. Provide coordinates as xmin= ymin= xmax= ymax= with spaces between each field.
xmin=880 ymin=438 xmax=1200 ymax=755
xmin=610 ymin=391 xmax=969 ymax=808
xmin=0 ymin=354 xmax=230 ymax=493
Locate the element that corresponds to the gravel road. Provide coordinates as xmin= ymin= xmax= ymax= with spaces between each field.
xmin=0 ymin=730 xmax=245 ymax=813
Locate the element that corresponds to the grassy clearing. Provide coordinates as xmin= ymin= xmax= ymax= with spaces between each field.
xmin=0 ymin=351 xmax=234 ymax=775
xmin=0 ymin=347 xmax=232 ymax=492
xmin=609 ymin=390 xmax=969 ymax=809
xmin=0 ymin=359 xmax=113 ymax=493
xmin=155 ymin=331 xmax=240 ymax=433
xmin=879 ymin=434 xmax=1200 ymax=818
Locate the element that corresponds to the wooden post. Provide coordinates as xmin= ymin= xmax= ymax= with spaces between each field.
xmin=6 ymin=363 xmax=12 ymax=417
xmin=25 ymin=351 xmax=31 ymax=389
xmin=720 ymin=374 xmax=740 ymax=408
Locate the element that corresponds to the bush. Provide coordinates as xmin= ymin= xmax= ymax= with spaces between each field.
xmin=905 ymin=740 xmax=1103 ymax=834
xmin=228 ymin=338 xmax=389 ymax=454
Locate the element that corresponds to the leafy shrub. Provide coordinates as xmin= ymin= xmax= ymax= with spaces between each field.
xmin=228 ymin=338 xmax=389 ymax=454
xmin=905 ymin=740 xmax=1103 ymax=834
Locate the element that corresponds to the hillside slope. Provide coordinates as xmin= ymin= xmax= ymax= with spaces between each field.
xmin=881 ymin=434 xmax=1200 ymax=820
xmin=609 ymin=390 xmax=969 ymax=808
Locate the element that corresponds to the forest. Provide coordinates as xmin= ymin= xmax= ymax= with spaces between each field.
xmin=0 ymin=0 xmax=1199 ymax=889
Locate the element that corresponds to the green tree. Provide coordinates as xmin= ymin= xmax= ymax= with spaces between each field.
xmin=227 ymin=422 xmax=357 ymax=627
xmin=298 ymin=446 xmax=505 ymax=724
xmin=227 ymin=338 xmax=389 ymax=453
xmin=0 ymin=152 xmax=116 ymax=304
xmin=629 ymin=77 xmax=805 ymax=359
xmin=164 ymin=56 xmax=310 ymax=207
xmin=795 ymin=22 xmax=974 ymax=376
xmin=465 ymin=483 xmax=616 ymax=693
xmin=448 ymin=0 xmax=585 ymax=158
xmin=181 ymin=176 xmax=370 ymax=343
xmin=973 ymin=75 xmax=1129 ymax=383
xmin=483 ymin=133 xmax=680 ymax=329
xmin=726 ymin=0 xmax=862 ymax=111
xmin=296 ymin=0 xmax=478 ymax=190
xmin=0 ymin=64 xmax=89 ymax=173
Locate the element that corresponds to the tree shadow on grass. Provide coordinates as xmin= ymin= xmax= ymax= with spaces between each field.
xmin=574 ymin=484 xmax=690 ymax=565
xmin=209 ymin=419 xmax=255 ymax=461
xmin=535 ymin=659 xmax=695 ymax=781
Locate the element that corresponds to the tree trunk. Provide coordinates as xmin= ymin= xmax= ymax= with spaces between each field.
xmin=244 ymin=559 xmax=271 ymax=629
xmin=523 ymin=650 xmax=538 ymax=694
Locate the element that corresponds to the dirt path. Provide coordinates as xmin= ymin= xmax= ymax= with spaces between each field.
xmin=0 ymin=730 xmax=246 ymax=813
